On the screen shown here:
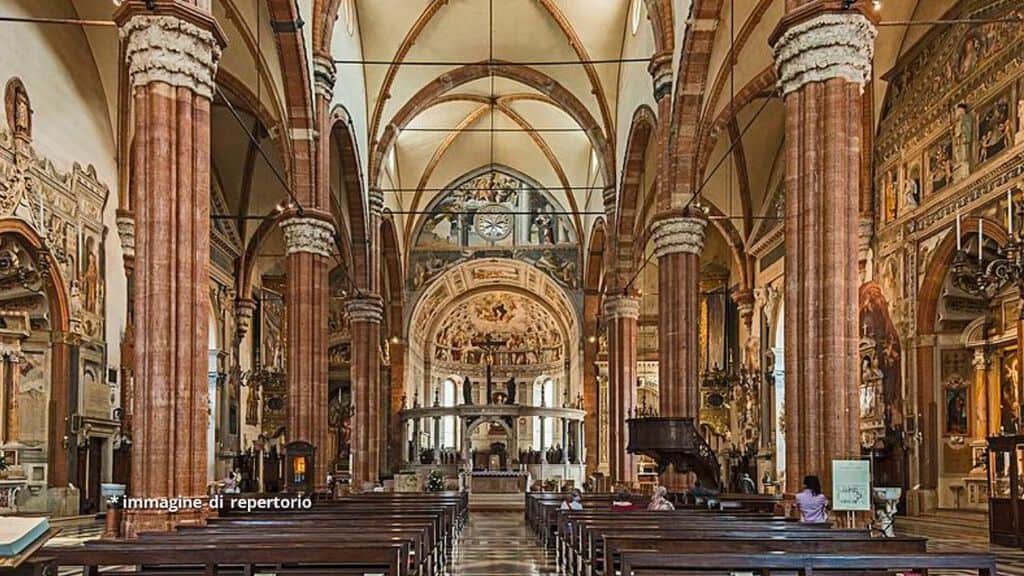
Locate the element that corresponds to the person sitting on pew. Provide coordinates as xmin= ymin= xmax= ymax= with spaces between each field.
xmin=687 ymin=480 xmax=718 ymax=507
xmin=560 ymin=489 xmax=583 ymax=511
xmin=612 ymin=488 xmax=640 ymax=512
xmin=796 ymin=475 xmax=829 ymax=523
xmin=647 ymin=485 xmax=675 ymax=511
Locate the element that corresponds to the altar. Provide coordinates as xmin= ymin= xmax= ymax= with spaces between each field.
xmin=470 ymin=471 xmax=528 ymax=493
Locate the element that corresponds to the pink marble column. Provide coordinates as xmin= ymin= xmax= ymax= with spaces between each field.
xmin=603 ymin=295 xmax=640 ymax=487
xmin=650 ymin=212 xmax=707 ymax=489
xmin=116 ymin=0 xmax=224 ymax=535
xmin=280 ymin=213 xmax=334 ymax=489
xmin=347 ymin=295 xmax=384 ymax=487
xmin=770 ymin=4 xmax=876 ymax=494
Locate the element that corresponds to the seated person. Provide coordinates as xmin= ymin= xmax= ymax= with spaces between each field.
xmin=795 ymin=475 xmax=829 ymax=523
xmin=560 ymin=489 xmax=583 ymax=511
xmin=688 ymin=480 xmax=719 ymax=507
xmin=647 ymin=485 xmax=675 ymax=510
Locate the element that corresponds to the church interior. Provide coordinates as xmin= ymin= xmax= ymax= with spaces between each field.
xmin=0 ymin=0 xmax=1021 ymax=573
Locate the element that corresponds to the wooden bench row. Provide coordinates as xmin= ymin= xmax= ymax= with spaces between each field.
xmin=43 ymin=492 xmax=468 ymax=576
xmin=542 ymin=503 xmax=996 ymax=576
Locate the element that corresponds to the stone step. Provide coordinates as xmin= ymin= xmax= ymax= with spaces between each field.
xmin=469 ymin=492 xmax=525 ymax=512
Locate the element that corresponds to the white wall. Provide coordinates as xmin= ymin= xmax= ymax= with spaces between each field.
xmin=0 ymin=0 xmax=126 ymax=372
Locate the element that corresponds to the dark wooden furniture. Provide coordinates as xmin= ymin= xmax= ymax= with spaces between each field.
xmin=619 ymin=552 xmax=997 ymax=576
xmin=987 ymin=434 xmax=1024 ymax=546
xmin=626 ymin=417 xmax=721 ymax=488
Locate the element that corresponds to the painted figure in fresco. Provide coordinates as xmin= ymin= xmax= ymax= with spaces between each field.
xmin=83 ymin=244 xmax=99 ymax=313
xmin=953 ymin=103 xmax=973 ymax=179
xmin=533 ymin=213 xmax=555 ymax=244
xmin=945 ymin=387 xmax=968 ymax=435
xmin=883 ymin=171 xmax=898 ymax=222
xmin=929 ymin=140 xmax=952 ymax=193
xmin=1002 ymin=356 xmax=1020 ymax=434
xmin=978 ymin=99 xmax=1012 ymax=163
xmin=903 ymin=168 xmax=920 ymax=212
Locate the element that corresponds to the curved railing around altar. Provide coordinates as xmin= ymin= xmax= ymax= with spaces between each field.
xmin=399 ymin=404 xmax=585 ymax=423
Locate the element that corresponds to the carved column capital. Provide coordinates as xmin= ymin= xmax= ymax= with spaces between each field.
xmin=734 ymin=288 xmax=756 ymax=326
xmin=972 ymin=348 xmax=990 ymax=370
xmin=280 ymin=216 xmax=336 ymax=258
xmin=119 ymin=13 xmax=224 ymax=99
xmin=346 ymin=295 xmax=385 ymax=324
xmin=771 ymin=12 xmax=876 ymax=96
xmin=313 ymin=54 xmax=337 ymax=101
xmin=650 ymin=213 xmax=708 ymax=258
xmin=602 ymin=295 xmax=641 ymax=321
xmin=648 ymin=51 xmax=674 ymax=101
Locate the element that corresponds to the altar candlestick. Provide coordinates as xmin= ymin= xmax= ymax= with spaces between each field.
xmin=956 ymin=213 xmax=962 ymax=250
xmin=978 ymin=219 xmax=983 ymax=261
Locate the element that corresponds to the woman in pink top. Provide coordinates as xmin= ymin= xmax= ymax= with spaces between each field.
xmin=795 ymin=475 xmax=829 ymax=523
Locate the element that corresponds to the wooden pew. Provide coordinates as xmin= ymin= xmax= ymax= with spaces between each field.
xmin=602 ymin=534 xmax=927 ymax=576
xmin=619 ymin=552 xmax=998 ymax=576
xmin=46 ymin=493 xmax=462 ymax=576
xmin=52 ymin=541 xmax=406 ymax=576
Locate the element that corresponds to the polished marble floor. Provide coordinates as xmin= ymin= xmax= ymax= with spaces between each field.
xmin=447 ymin=511 xmax=558 ymax=575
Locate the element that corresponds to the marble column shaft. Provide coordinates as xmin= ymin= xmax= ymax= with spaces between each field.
xmin=281 ymin=215 xmax=333 ymax=488
xmin=604 ymin=295 xmax=640 ymax=486
xmin=652 ymin=213 xmax=707 ymax=419
xmin=116 ymin=1 xmax=224 ymax=534
xmin=771 ymin=6 xmax=876 ymax=494
xmin=348 ymin=296 xmax=383 ymax=485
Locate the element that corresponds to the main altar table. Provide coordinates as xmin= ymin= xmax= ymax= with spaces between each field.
xmin=470 ymin=471 xmax=528 ymax=493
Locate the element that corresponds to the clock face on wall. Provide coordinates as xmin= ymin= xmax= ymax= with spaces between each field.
xmin=474 ymin=203 xmax=513 ymax=242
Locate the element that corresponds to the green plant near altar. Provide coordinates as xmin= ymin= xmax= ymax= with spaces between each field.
xmin=425 ymin=469 xmax=445 ymax=492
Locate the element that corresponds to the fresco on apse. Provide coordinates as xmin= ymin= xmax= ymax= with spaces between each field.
xmin=432 ymin=292 xmax=563 ymax=368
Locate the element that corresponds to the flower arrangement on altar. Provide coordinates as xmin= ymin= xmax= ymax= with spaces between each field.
xmin=425 ymin=469 xmax=445 ymax=492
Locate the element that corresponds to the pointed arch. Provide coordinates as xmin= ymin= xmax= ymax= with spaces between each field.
xmin=330 ymin=106 xmax=370 ymax=291
xmin=615 ymin=105 xmax=658 ymax=278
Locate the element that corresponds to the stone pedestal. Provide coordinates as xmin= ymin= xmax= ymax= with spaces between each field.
xmin=280 ymin=214 xmax=334 ymax=490
xmin=770 ymin=6 xmax=876 ymax=495
xmin=603 ymin=295 xmax=640 ymax=486
xmin=115 ymin=1 xmax=225 ymax=536
xmin=348 ymin=296 xmax=384 ymax=487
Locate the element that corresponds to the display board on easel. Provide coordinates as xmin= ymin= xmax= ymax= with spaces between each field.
xmin=832 ymin=459 xmax=872 ymax=527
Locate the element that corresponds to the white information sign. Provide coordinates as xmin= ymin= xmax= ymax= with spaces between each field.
xmin=831 ymin=459 xmax=871 ymax=511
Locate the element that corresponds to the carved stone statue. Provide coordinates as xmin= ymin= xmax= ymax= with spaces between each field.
xmin=953 ymin=103 xmax=973 ymax=180
xmin=505 ymin=377 xmax=516 ymax=405
xmin=462 ymin=376 xmax=473 ymax=405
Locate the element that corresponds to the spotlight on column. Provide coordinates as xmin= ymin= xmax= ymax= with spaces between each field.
xmin=275 ymin=199 xmax=292 ymax=213
xmin=390 ymin=336 xmax=400 ymax=345
xmin=872 ymin=0 xmax=882 ymax=10
xmin=587 ymin=335 xmax=596 ymax=344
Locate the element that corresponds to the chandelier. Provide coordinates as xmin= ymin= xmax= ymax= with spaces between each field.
xmin=951 ymin=192 xmax=1024 ymax=300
